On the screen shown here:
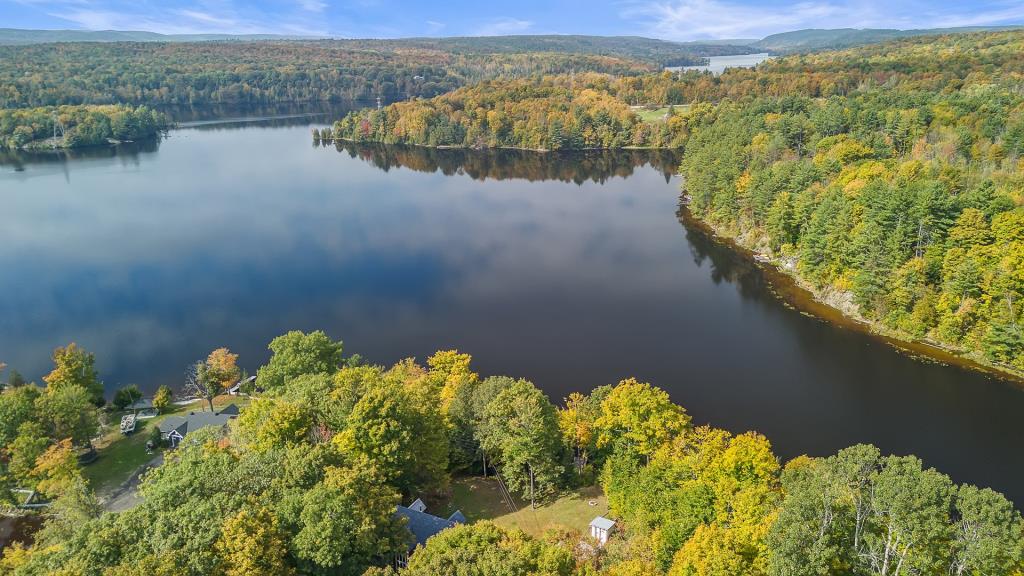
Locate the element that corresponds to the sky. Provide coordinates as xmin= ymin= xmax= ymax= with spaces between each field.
xmin=2 ymin=0 xmax=1024 ymax=41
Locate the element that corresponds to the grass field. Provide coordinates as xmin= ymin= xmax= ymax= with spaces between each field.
xmin=439 ymin=476 xmax=608 ymax=537
xmin=633 ymin=105 xmax=690 ymax=123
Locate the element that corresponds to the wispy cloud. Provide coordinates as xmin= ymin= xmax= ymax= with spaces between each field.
xmin=619 ymin=0 xmax=1024 ymax=40
xmin=426 ymin=19 xmax=445 ymax=34
xmin=473 ymin=16 xmax=532 ymax=36
xmin=297 ymin=0 xmax=328 ymax=13
xmin=33 ymin=0 xmax=328 ymax=35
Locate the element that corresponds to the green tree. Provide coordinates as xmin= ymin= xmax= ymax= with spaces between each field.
xmin=43 ymin=343 xmax=103 ymax=405
xmin=7 ymin=422 xmax=49 ymax=487
xmin=390 ymin=522 xmax=574 ymax=576
xmin=35 ymin=384 xmax=100 ymax=447
xmin=236 ymin=398 xmax=310 ymax=452
xmin=334 ymin=382 xmax=448 ymax=495
xmin=478 ymin=379 xmax=565 ymax=506
xmin=256 ymin=331 xmax=343 ymax=390
xmin=112 ymin=384 xmax=143 ymax=411
xmin=0 ymin=385 xmax=40 ymax=448
xmin=293 ymin=463 xmax=405 ymax=573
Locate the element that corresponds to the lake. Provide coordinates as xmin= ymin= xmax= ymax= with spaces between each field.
xmin=2 ymin=109 xmax=1023 ymax=505
xmin=669 ymin=52 xmax=773 ymax=74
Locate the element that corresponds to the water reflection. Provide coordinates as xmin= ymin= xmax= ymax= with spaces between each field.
xmin=331 ymin=141 xmax=681 ymax=184
xmin=3 ymin=120 xmax=1024 ymax=505
xmin=0 ymin=139 xmax=161 ymax=174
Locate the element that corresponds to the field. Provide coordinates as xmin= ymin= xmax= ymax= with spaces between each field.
xmin=438 ymin=476 xmax=608 ymax=537
xmin=633 ymin=105 xmax=689 ymax=123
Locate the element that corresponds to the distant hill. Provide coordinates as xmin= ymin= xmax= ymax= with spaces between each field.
xmin=0 ymin=28 xmax=315 ymax=45
xmin=753 ymin=26 xmax=1024 ymax=52
xmin=352 ymin=35 xmax=756 ymax=66
xmin=0 ymin=30 xmax=756 ymax=66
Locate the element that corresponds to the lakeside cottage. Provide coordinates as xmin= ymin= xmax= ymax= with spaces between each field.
xmin=393 ymin=498 xmax=466 ymax=567
xmin=157 ymin=405 xmax=238 ymax=447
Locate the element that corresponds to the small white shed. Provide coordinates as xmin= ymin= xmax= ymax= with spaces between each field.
xmin=589 ymin=516 xmax=616 ymax=546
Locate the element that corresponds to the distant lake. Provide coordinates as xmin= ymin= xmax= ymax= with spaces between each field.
xmin=669 ymin=52 xmax=773 ymax=74
xmin=2 ymin=108 xmax=1024 ymax=505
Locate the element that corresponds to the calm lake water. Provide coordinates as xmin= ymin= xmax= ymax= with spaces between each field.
xmin=670 ymin=52 xmax=773 ymax=74
xmin=2 ymin=110 xmax=1023 ymax=504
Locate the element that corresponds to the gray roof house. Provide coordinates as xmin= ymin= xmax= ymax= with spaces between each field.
xmin=157 ymin=405 xmax=238 ymax=447
xmin=393 ymin=499 xmax=465 ymax=567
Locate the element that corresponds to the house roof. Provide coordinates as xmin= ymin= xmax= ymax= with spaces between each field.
xmin=158 ymin=407 xmax=237 ymax=438
xmin=408 ymin=498 xmax=427 ymax=512
xmin=395 ymin=503 xmax=464 ymax=549
xmin=590 ymin=516 xmax=616 ymax=530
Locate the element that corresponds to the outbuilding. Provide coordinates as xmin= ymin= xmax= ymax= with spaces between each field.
xmin=589 ymin=516 xmax=616 ymax=546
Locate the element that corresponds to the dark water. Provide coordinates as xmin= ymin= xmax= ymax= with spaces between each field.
xmin=2 ymin=111 xmax=1023 ymax=504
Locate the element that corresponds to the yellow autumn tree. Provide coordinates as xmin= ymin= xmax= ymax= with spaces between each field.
xmin=215 ymin=506 xmax=294 ymax=576
xmin=206 ymin=347 xmax=241 ymax=391
xmin=32 ymin=438 xmax=81 ymax=498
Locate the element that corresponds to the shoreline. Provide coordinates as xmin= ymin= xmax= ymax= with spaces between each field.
xmin=316 ymin=136 xmax=679 ymax=153
xmin=310 ymin=137 xmax=1024 ymax=386
xmin=676 ymin=206 xmax=1024 ymax=387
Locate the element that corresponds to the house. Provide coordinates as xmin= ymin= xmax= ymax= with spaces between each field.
xmin=157 ymin=405 xmax=238 ymax=447
xmin=589 ymin=516 xmax=615 ymax=546
xmin=393 ymin=498 xmax=466 ymax=567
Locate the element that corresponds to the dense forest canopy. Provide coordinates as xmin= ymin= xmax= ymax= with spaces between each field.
xmin=2 ymin=334 xmax=1021 ymax=575
xmin=329 ymin=74 xmax=691 ymax=150
xmin=0 ymin=41 xmax=652 ymax=108
xmin=0 ymin=105 xmax=168 ymax=149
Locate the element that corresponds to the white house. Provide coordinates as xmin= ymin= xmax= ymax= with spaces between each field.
xmin=589 ymin=516 xmax=615 ymax=546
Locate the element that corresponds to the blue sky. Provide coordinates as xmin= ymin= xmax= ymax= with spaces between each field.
xmin=3 ymin=0 xmax=1024 ymax=40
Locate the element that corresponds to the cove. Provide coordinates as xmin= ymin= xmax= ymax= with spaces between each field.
xmin=2 ymin=110 xmax=1023 ymax=504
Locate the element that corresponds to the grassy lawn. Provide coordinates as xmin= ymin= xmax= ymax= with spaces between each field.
xmin=441 ymin=476 xmax=609 ymax=537
xmin=82 ymin=417 xmax=162 ymax=495
xmin=634 ymin=105 xmax=690 ymax=123
xmin=83 ymin=394 xmax=249 ymax=495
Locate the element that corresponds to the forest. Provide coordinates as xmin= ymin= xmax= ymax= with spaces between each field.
xmin=1 ymin=333 xmax=1021 ymax=575
xmin=0 ymin=105 xmax=169 ymax=149
xmin=329 ymin=29 xmax=1024 ymax=375
xmin=328 ymin=74 xmax=692 ymax=150
xmin=0 ymin=41 xmax=658 ymax=109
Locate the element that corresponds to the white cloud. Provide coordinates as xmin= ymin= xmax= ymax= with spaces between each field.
xmin=619 ymin=0 xmax=1024 ymax=41
xmin=473 ymin=16 xmax=533 ymax=36
xmin=43 ymin=0 xmax=329 ymax=35
xmin=297 ymin=0 xmax=328 ymax=13
xmin=426 ymin=19 xmax=445 ymax=34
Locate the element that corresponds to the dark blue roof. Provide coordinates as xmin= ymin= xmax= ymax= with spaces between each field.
xmin=395 ymin=505 xmax=461 ymax=549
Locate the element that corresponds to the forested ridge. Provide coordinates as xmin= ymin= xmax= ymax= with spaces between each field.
xmin=0 ymin=41 xmax=659 ymax=108
xmin=678 ymin=31 xmax=1024 ymax=374
xmin=331 ymin=30 xmax=1024 ymax=374
xmin=2 ymin=334 xmax=1021 ymax=575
